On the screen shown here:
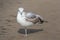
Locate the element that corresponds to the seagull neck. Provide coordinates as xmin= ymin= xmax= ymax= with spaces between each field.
xmin=19 ymin=11 xmax=23 ymax=15
xmin=20 ymin=12 xmax=23 ymax=15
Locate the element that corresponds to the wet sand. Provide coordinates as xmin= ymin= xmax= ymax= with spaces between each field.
xmin=0 ymin=0 xmax=60 ymax=40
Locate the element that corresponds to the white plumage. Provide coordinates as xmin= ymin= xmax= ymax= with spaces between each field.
xmin=17 ymin=9 xmax=33 ymax=27
xmin=17 ymin=7 xmax=47 ymax=36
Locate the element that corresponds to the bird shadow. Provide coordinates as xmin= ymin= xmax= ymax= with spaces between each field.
xmin=18 ymin=29 xmax=43 ymax=34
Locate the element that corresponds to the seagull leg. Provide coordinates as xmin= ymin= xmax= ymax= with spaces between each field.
xmin=25 ymin=27 xmax=27 ymax=37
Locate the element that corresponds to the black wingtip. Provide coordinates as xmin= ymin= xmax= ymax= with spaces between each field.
xmin=40 ymin=20 xmax=48 ymax=24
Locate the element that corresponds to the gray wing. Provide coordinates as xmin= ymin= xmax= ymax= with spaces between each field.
xmin=26 ymin=13 xmax=36 ymax=19
xmin=36 ymin=15 xmax=48 ymax=24
xmin=25 ymin=14 xmax=46 ymax=24
xmin=25 ymin=13 xmax=43 ymax=24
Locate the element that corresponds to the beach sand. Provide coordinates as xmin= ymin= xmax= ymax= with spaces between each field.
xmin=0 ymin=0 xmax=60 ymax=40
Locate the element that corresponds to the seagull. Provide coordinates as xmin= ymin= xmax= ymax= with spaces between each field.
xmin=17 ymin=7 xmax=47 ymax=36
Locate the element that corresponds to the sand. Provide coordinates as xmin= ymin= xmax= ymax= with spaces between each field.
xmin=0 ymin=0 xmax=60 ymax=40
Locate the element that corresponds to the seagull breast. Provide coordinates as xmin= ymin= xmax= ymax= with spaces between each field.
xmin=17 ymin=12 xmax=34 ymax=27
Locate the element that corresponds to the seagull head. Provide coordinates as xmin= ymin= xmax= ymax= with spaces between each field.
xmin=18 ymin=7 xmax=24 ymax=12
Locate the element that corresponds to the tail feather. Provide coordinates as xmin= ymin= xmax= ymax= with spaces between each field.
xmin=38 ymin=17 xmax=48 ymax=24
